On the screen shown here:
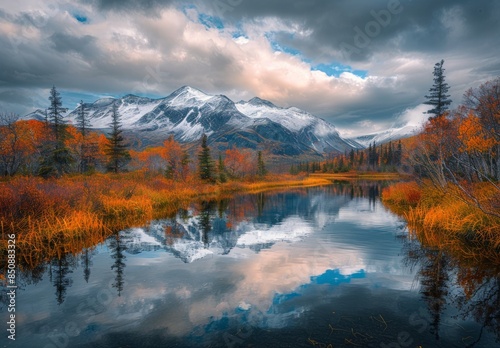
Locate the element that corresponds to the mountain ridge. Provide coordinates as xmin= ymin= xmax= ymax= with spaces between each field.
xmin=23 ymin=87 xmax=371 ymax=157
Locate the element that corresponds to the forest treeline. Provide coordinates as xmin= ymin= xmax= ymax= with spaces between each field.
xmin=290 ymin=140 xmax=404 ymax=174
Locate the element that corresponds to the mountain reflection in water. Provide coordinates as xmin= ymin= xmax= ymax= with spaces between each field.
xmin=3 ymin=182 xmax=499 ymax=348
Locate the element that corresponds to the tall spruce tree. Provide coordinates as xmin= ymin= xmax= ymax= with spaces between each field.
xmin=105 ymin=103 xmax=130 ymax=173
xmin=75 ymin=100 xmax=91 ymax=137
xmin=39 ymin=86 xmax=73 ymax=177
xmin=218 ymin=153 xmax=227 ymax=183
xmin=198 ymin=134 xmax=215 ymax=182
xmin=395 ymin=140 xmax=402 ymax=166
xmin=48 ymin=86 xmax=65 ymax=142
xmin=256 ymin=150 xmax=267 ymax=177
xmin=75 ymin=100 xmax=93 ymax=173
xmin=424 ymin=60 xmax=452 ymax=119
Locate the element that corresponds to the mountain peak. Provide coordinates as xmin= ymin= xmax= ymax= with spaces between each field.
xmin=168 ymin=86 xmax=213 ymax=107
xmin=248 ymin=97 xmax=277 ymax=108
xmin=122 ymin=94 xmax=142 ymax=99
xmin=171 ymin=85 xmax=208 ymax=97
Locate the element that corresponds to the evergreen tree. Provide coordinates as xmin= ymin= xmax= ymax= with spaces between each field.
xmin=218 ymin=153 xmax=227 ymax=183
xmin=367 ymin=142 xmax=380 ymax=169
xmin=105 ymin=103 xmax=130 ymax=173
xmin=257 ymin=151 xmax=267 ymax=177
xmin=424 ymin=60 xmax=452 ymax=119
xmin=48 ymin=86 xmax=65 ymax=142
xmin=388 ymin=141 xmax=394 ymax=166
xmin=75 ymin=100 xmax=94 ymax=173
xmin=349 ymin=149 xmax=355 ymax=167
xmin=180 ymin=150 xmax=190 ymax=181
xmin=198 ymin=134 xmax=215 ymax=182
xmin=75 ymin=100 xmax=91 ymax=137
xmin=395 ymin=140 xmax=403 ymax=166
xmin=39 ymin=86 xmax=73 ymax=177
xmin=368 ymin=143 xmax=374 ymax=168
xmin=359 ymin=151 xmax=365 ymax=166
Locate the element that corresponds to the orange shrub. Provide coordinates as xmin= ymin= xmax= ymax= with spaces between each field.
xmin=381 ymin=181 xmax=421 ymax=207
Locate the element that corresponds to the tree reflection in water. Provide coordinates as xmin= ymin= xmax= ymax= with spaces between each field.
xmin=401 ymin=233 xmax=500 ymax=347
xmin=197 ymin=200 xmax=217 ymax=248
xmin=108 ymin=233 xmax=127 ymax=296
xmin=80 ymin=247 xmax=96 ymax=283
xmin=50 ymin=253 xmax=75 ymax=305
xmin=1 ymin=182 xmax=498 ymax=348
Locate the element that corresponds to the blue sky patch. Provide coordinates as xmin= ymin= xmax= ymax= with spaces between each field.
xmin=312 ymin=63 xmax=368 ymax=78
xmin=198 ymin=13 xmax=224 ymax=30
xmin=265 ymin=33 xmax=302 ymax=56
xmin=73 ymin=14 xmax=88 ymax=23
xmin=311 ymin=269 xmax=366 ymax=285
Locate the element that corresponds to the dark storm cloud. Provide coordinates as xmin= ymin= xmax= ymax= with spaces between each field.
xmin=472 ymin=60 xmax=500 ymax=76
xmin=49 ymin=32 xmax=98 ymax=59
xmin=0 ymin=90 xmax=34 ymax=105
xmin=200 ymin=0 xmax=500 ymax=63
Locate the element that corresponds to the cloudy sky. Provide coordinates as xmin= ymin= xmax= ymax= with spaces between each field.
xmin=1 ymin=0 xmax=499 ymax=136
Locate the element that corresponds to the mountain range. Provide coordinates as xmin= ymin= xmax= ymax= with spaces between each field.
xmin=348 ymin=124 xmax=419 ymax=148
xmin=25 ymin=86 xmax=417 ymax=157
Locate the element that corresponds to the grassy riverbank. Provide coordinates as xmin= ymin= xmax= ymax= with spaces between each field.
xmin=382 ymin=181 xmax=500 ymax=261
xmin=0 ymin=173 xmax=332 ymax=268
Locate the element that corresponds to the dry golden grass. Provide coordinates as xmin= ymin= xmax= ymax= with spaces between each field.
xmin=0 ymin=172 xmax=332 ymax=269
xmin=382 ymin=182 xmax=422 ymax=208
xmin=242 ymin=174 xmax=331 ymax=193
xmin=382 ymin=180 xmax=500 ymax=262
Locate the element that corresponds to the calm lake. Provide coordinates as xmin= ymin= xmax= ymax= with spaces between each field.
xmin=4 ymin=182 xmax=499 ymax=348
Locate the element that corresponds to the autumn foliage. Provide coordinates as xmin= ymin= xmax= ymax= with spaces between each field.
xmin=406 ymin=77 xmax=500 ymax=219
xmin=381 ymin=77 xmax=500 ymax=253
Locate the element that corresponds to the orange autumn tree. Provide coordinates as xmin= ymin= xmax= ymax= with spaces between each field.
xmin=161 ymin=135 xmax=190 ymax=181
xmin=65 ymin=125 xmax=102 ymax=173
xmin=224 ymin=147 xmax=254 ymax=178
xmin=0 ymin=115 xmax=48 ymax=176
xmin=408 ymin=113 xmax=458 ymax=188
xmin=462 ymin=77 xmax=500 ymax=181
xmin=458 ymin=111 xmax=496 ymax=154
xmin=130 ymin=146 xmax=166 ymax=174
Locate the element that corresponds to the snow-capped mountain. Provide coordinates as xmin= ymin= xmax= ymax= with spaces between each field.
xmin=235 ymin=97 xmax=358 ymax=153
xmin=25 ymin=86 xmax=361 ymax=156
xmin=349 ymin=124 xmax=420 ymax=147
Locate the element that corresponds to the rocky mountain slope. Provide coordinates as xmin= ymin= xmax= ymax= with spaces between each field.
xmin=25 ymin=86 xmax=361 ymax=157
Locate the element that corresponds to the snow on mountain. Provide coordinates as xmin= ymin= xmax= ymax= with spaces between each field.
xmin=236 ymin=98 xmax=360 ymax=152
xmin=26 ymin=86 xmax=360 ymax=155
xmin=22 ymin=109 xmax=48 ymax=122
xmin=236 ymin=97 xmax=314 ymax=132
xmin=167 ymin=85 xmax=213 ymax=108
xmin=350 ymin=124 xmax=420 ymax=147
xmin=64 ymin=94 xmax=162 ymax=129
xmin=235 ymin=217 xmax=313 ymax=247
xmin=117 ymin=214 xmax=314 ymax=263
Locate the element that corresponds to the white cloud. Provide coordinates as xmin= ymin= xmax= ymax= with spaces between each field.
xmin=1 ymin=0 xmax=499 ymax=134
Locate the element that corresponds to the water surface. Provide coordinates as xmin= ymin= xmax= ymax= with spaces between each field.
xmin=4 ymin=183 xmax=499 ymax=347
